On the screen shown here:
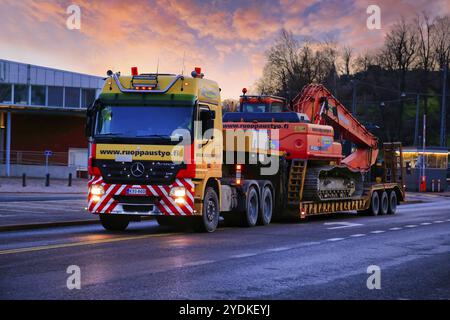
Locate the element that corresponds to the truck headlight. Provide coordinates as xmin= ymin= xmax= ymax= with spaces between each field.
xmin=90 ymin=184 xmax=105 ymax=196
xmin=170 ymin=186 xmax=186 ymax=198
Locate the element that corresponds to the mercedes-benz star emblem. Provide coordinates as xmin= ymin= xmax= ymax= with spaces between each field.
xmin=130 ymin=162 xmax=145 ymax=177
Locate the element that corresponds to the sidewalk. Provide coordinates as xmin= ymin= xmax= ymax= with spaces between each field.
xmin=0 ymin=177 xmax=86 ymax=194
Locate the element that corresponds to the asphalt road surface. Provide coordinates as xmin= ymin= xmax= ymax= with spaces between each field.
xmin=0 ymin=197 xmax=449 ymax=299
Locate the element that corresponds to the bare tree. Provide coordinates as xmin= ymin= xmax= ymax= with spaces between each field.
xmin=380 ymin=18 xmax=418 ymax=138
xmin=342 ymin=46 xmax=353 ymax=76
xmin=432 ymin=16 xmax=450 ymax=68
xmin=258 ymin=29 xmax=339 ymax=98
xmin=354 ymin=51 xmax=376 ymax=73
xmin=415 ymin=13 xmax=436 ymax=113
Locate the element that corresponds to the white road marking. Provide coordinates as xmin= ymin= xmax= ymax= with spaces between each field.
xmin=266 ymin=247 xmax=292 ymax=252
xmin=433 ymin=220 xmax=444 ymax=223
xmin=181 ymin=260 xmax=215 ymax=267
xmin=405 ymin=225 xmax=418 ymax=228
xmin=389 ymin=227 xmax=402 ymax=230
xmin=324 ymin=221 xmax=363 ymax=230
xmin=447 ymin=219 xmax=450 ymax=222
xmin=371 ymin=230 xmax=385 ymax=234
xmin=230 ymin=253 xmax=258 ymax=258
xmin=350 ymin=234 xmax=365 ymax=237
xmin=420 ymin=222 xmax=432 ymax=225
xmin=326 ymin=238 xmax=345 ymax=242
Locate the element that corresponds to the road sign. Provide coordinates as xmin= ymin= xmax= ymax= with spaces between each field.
xmin=44 ymin=150 xmax=53 ymax=157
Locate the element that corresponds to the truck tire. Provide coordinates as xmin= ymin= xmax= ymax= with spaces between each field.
xmin=244 ymin=187 xmax=259 ymax=227
xmin=258 ymin=187 xmax=273 ymax=225
xmin=100 ymin=214 xmax=129 ymax=231
xmin=195 ymin=187 xmax=219 ymax=233
xmin=379 ymin=191 xmax=389 ymax=215
xmin=368 ymin=191 xmax=380 ymax=216
xmin=387 ymin=191 xmax=397 ymax=215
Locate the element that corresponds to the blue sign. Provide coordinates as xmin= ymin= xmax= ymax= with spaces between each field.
xmin=44 ymin=150 xmax=53 ymax=156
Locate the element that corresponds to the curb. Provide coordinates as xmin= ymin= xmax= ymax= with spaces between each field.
xmin=0 ymin=219 xmax=99 ymax=232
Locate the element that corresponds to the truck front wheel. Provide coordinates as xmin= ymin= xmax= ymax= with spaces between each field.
xmin=196 ymin=187 xmax=219 ymax=233
xmin=100 ymin=214 xmax=129 ymax=231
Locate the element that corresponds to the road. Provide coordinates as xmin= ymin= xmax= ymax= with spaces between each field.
xmin=0 ymin=196 xmax=449 ymax=299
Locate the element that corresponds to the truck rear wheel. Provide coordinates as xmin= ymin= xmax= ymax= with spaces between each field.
xmin=100 ymin=214 xmax=129 ymax=231
xmin=244 ymin=187 xmax=259 ymax=227
xmin=379 ymin=191 xmax=389 ymax=215
xmin=195 ymin=187 xmax=219 ymax=233
xmin=387 ymin=191 xmax=397 ymax=215
xmin=258 ymin=187 xmax=273 ymax=225
xmin=368 ymin=191 xmax=380 ymax=216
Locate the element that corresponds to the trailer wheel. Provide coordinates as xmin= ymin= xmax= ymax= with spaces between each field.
xmin=195 ymin=187 xmax=219 ymax=233
xmin=387 ymin=191 xmax=397 ymax=215
xmin=258 ymin=187 xmax=273 ymax=225
xmin=368 ymin=191 xmax=380 ymax=216
xmin=244 ymin=187 xmax=259 ymax=227
xmin=100 ymin=214 xmax=129 ymax=231
xmin=379 ymin=191 xmax=389 ymax=215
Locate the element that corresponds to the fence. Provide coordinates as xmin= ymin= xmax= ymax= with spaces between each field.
xmin=0 ymin=150 xmax=69 ymax=166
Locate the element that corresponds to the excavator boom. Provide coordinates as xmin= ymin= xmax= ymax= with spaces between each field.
xmin=291 ymin=84 xmax=379 ymax=171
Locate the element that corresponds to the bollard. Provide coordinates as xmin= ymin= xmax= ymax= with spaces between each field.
xmin=438 ymin=179 xmax=441 ymax=192
xmin=68 ymin=173 xmax=72 ymax=187
xmin=22 ymin=173 xmax=26 ymax=187
xmin=432 ymin=179 xmax=435 ymax=192
xmin=45 ymin=173 xmax=50 ymax=187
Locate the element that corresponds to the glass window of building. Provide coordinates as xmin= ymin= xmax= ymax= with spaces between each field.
xmin=65 ymin=87 xmax=80 ymax=108
xmin=14 ymin=84 xmax=29 ymax=104
xmin=0 ymin=84 xmax=12 ymax=103
xmin=81 ymin=88 xmax=96 ymax=108
xmin=31 ymin=85 xmax=46 ymax=106
xmin=48 ymin=86 xmax=64 ymax=107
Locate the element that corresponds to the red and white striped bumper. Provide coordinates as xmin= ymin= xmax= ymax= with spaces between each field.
xmin=87 ymin=176 xmax=195 ymax=216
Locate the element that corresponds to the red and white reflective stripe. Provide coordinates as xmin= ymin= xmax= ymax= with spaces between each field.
xmin=88 ymin=178 xmax=194 ymax=216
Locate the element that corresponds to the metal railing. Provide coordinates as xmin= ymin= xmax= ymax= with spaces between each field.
xmin=0 ymin=150 xmax=68 ymax=166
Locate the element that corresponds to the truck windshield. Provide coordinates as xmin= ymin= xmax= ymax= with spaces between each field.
xmin=95 ymin=105 xmax=194 ymax=139
xmin=242 ymin=103 xmax=268 ymax=113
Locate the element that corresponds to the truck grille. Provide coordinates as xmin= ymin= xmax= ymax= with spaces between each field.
xmin=96 ymin=160 xmax=185 ymax=185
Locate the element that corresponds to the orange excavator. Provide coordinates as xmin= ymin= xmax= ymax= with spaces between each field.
xmin=226 ymin=84 xmax=379 ymax=202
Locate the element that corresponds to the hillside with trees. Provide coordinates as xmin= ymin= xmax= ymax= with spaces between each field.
xmin=256 ymin=14 xmax=450 ymax=147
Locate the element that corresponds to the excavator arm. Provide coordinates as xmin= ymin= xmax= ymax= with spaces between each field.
xmin=291 ymin=84 xmax=379 ymax=171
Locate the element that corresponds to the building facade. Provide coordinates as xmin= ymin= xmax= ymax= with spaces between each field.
xmin=0 ymin=59 xmax=104 ymax=178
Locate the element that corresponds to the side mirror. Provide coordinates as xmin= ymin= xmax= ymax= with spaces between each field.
xmin=85 ymin=101 xmax=99 ymax=138
xmin=210 ymin=110 xmax=216 ymax=120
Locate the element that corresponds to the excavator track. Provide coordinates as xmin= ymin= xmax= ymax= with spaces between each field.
xmin=302 ymin=165 xmax=364 ymax=202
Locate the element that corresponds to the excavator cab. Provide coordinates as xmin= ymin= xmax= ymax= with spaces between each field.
xmin=239 ymin=88 xmax=288 ymax=113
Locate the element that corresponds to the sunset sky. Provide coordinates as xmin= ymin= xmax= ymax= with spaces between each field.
xmin=1 ymin=0 xmax=450 ymax=99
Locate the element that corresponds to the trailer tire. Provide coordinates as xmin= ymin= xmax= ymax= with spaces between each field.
xmin=387 ymin=191 xmax=397 ymax=215
xmin=368 ymin=191 xmax=380 ymax=216
xmin=100 ymin=214 xmax=129 ymax=231
xmin=195 ymin=187 xmax=219 ymax=233
xmin=258 ymin=187 xmax=273 ymax=225
xmin=379 ymin=191 xmax=389 ymax=215
xmin=244 ymin=187 xmax=259 ymax=227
